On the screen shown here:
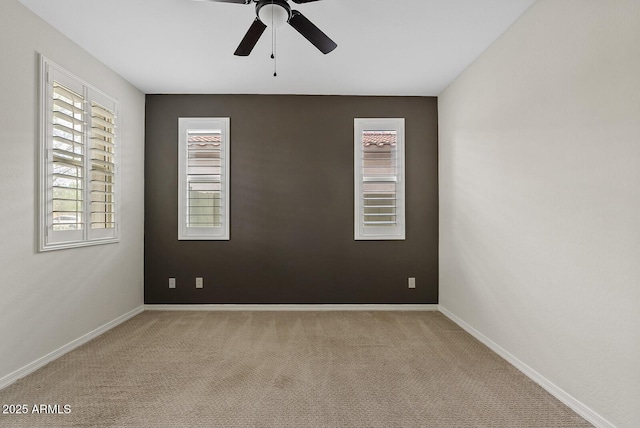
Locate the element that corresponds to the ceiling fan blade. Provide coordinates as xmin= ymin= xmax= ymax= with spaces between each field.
xmin=291 ymin=0 xmax=322 ymax=3
xmin=198 ymin=0 xmax=251 ymax=4
xmin=234 ymin=18 xmax=267 ymax=56
xmin=288 ymin=10 xmax=337 ymax=54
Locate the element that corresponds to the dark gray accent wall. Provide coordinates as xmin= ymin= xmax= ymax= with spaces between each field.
xmin=144 ymin=95 xmax=438 ymax=304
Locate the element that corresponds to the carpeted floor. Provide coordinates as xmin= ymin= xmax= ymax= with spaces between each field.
xmin=0 ymin=311 xmax=591 ymax=427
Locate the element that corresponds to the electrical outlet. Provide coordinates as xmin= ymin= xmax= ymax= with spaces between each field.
xmin=196 ymin=277 xmax=203 ymax=289
xmin=408 ymin=277 xmax=416 ymax=289
xmin=169 ymin=278 xmax=176 ymax=289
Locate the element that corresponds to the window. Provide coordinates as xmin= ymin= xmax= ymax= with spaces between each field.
xmin=354 ymin=118 xmax=405 ymax=240
xmin=178 ymin=118 xmax=230 ymax=240
xmin=39 ymin=56 xmax=119 ymax=251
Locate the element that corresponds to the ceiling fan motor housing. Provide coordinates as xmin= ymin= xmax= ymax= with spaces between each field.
xmin=256 ymin=0 xmax=291 ymax=27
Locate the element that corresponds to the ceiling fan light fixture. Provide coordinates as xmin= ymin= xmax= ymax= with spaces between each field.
xmin=257 ymin=1 xmax=290 ymax=28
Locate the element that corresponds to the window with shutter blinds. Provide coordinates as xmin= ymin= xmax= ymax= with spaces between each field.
xmin=354 ymin=118 xmax=405 ymax=240
xmin=178 ymin=118 xmax=230 ymax=240
xmin=39 ymin=56 xmax=119 ymax=251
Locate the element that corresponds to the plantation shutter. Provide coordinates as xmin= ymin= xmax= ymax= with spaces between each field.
xmin=354 ymin=118 xmax=405 ymax=240
xmin=90 ymin=102 xmax=116 ymax=233
xmin=362 ymin=131 xmax=398 ymax=227
xmin=187 ymin=132 xmax=223 ymax=228
xmin=51 ymin=82 xmax=85 ymax=233
xmin=178 ymin=118 xmax=230 ymax=240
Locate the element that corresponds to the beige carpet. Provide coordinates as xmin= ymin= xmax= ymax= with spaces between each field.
xmin=0 ymin=311 xmax=591 ymax=427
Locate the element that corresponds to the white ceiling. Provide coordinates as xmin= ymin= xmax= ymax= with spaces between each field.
xmin=18 ymin=0 xmax=537 ymax=96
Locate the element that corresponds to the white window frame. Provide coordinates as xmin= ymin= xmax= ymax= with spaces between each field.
xmin=354 ymin=118 xmax=405 ymax=240
xmin=178 ymin=117 xmax=230 ymax=240
xmin=39 ymin=55 xmax=120 ymax=252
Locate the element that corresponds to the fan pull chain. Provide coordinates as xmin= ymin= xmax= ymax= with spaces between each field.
xmin=269 ymin=0 xmax=277 ymax=77
xmin=273 ymin=28 xmax=277 ymax=77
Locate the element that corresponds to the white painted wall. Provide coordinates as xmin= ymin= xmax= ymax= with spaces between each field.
xmin=439 ymin=1 xmax=640 ymax=427
xmin=0 ymin=0 xmax=145 ymax=384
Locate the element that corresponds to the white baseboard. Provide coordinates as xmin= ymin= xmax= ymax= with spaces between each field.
xmin=438 ymin=306 xmax=614 ymax=428
xmin=145 ymin=304 xmax=438 ymax=312
xmin=0 ymin=305 xmax=144 ymax=391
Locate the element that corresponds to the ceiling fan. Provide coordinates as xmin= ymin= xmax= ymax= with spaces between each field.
xmin=202 ymin=0 xmax=337 ymax=56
